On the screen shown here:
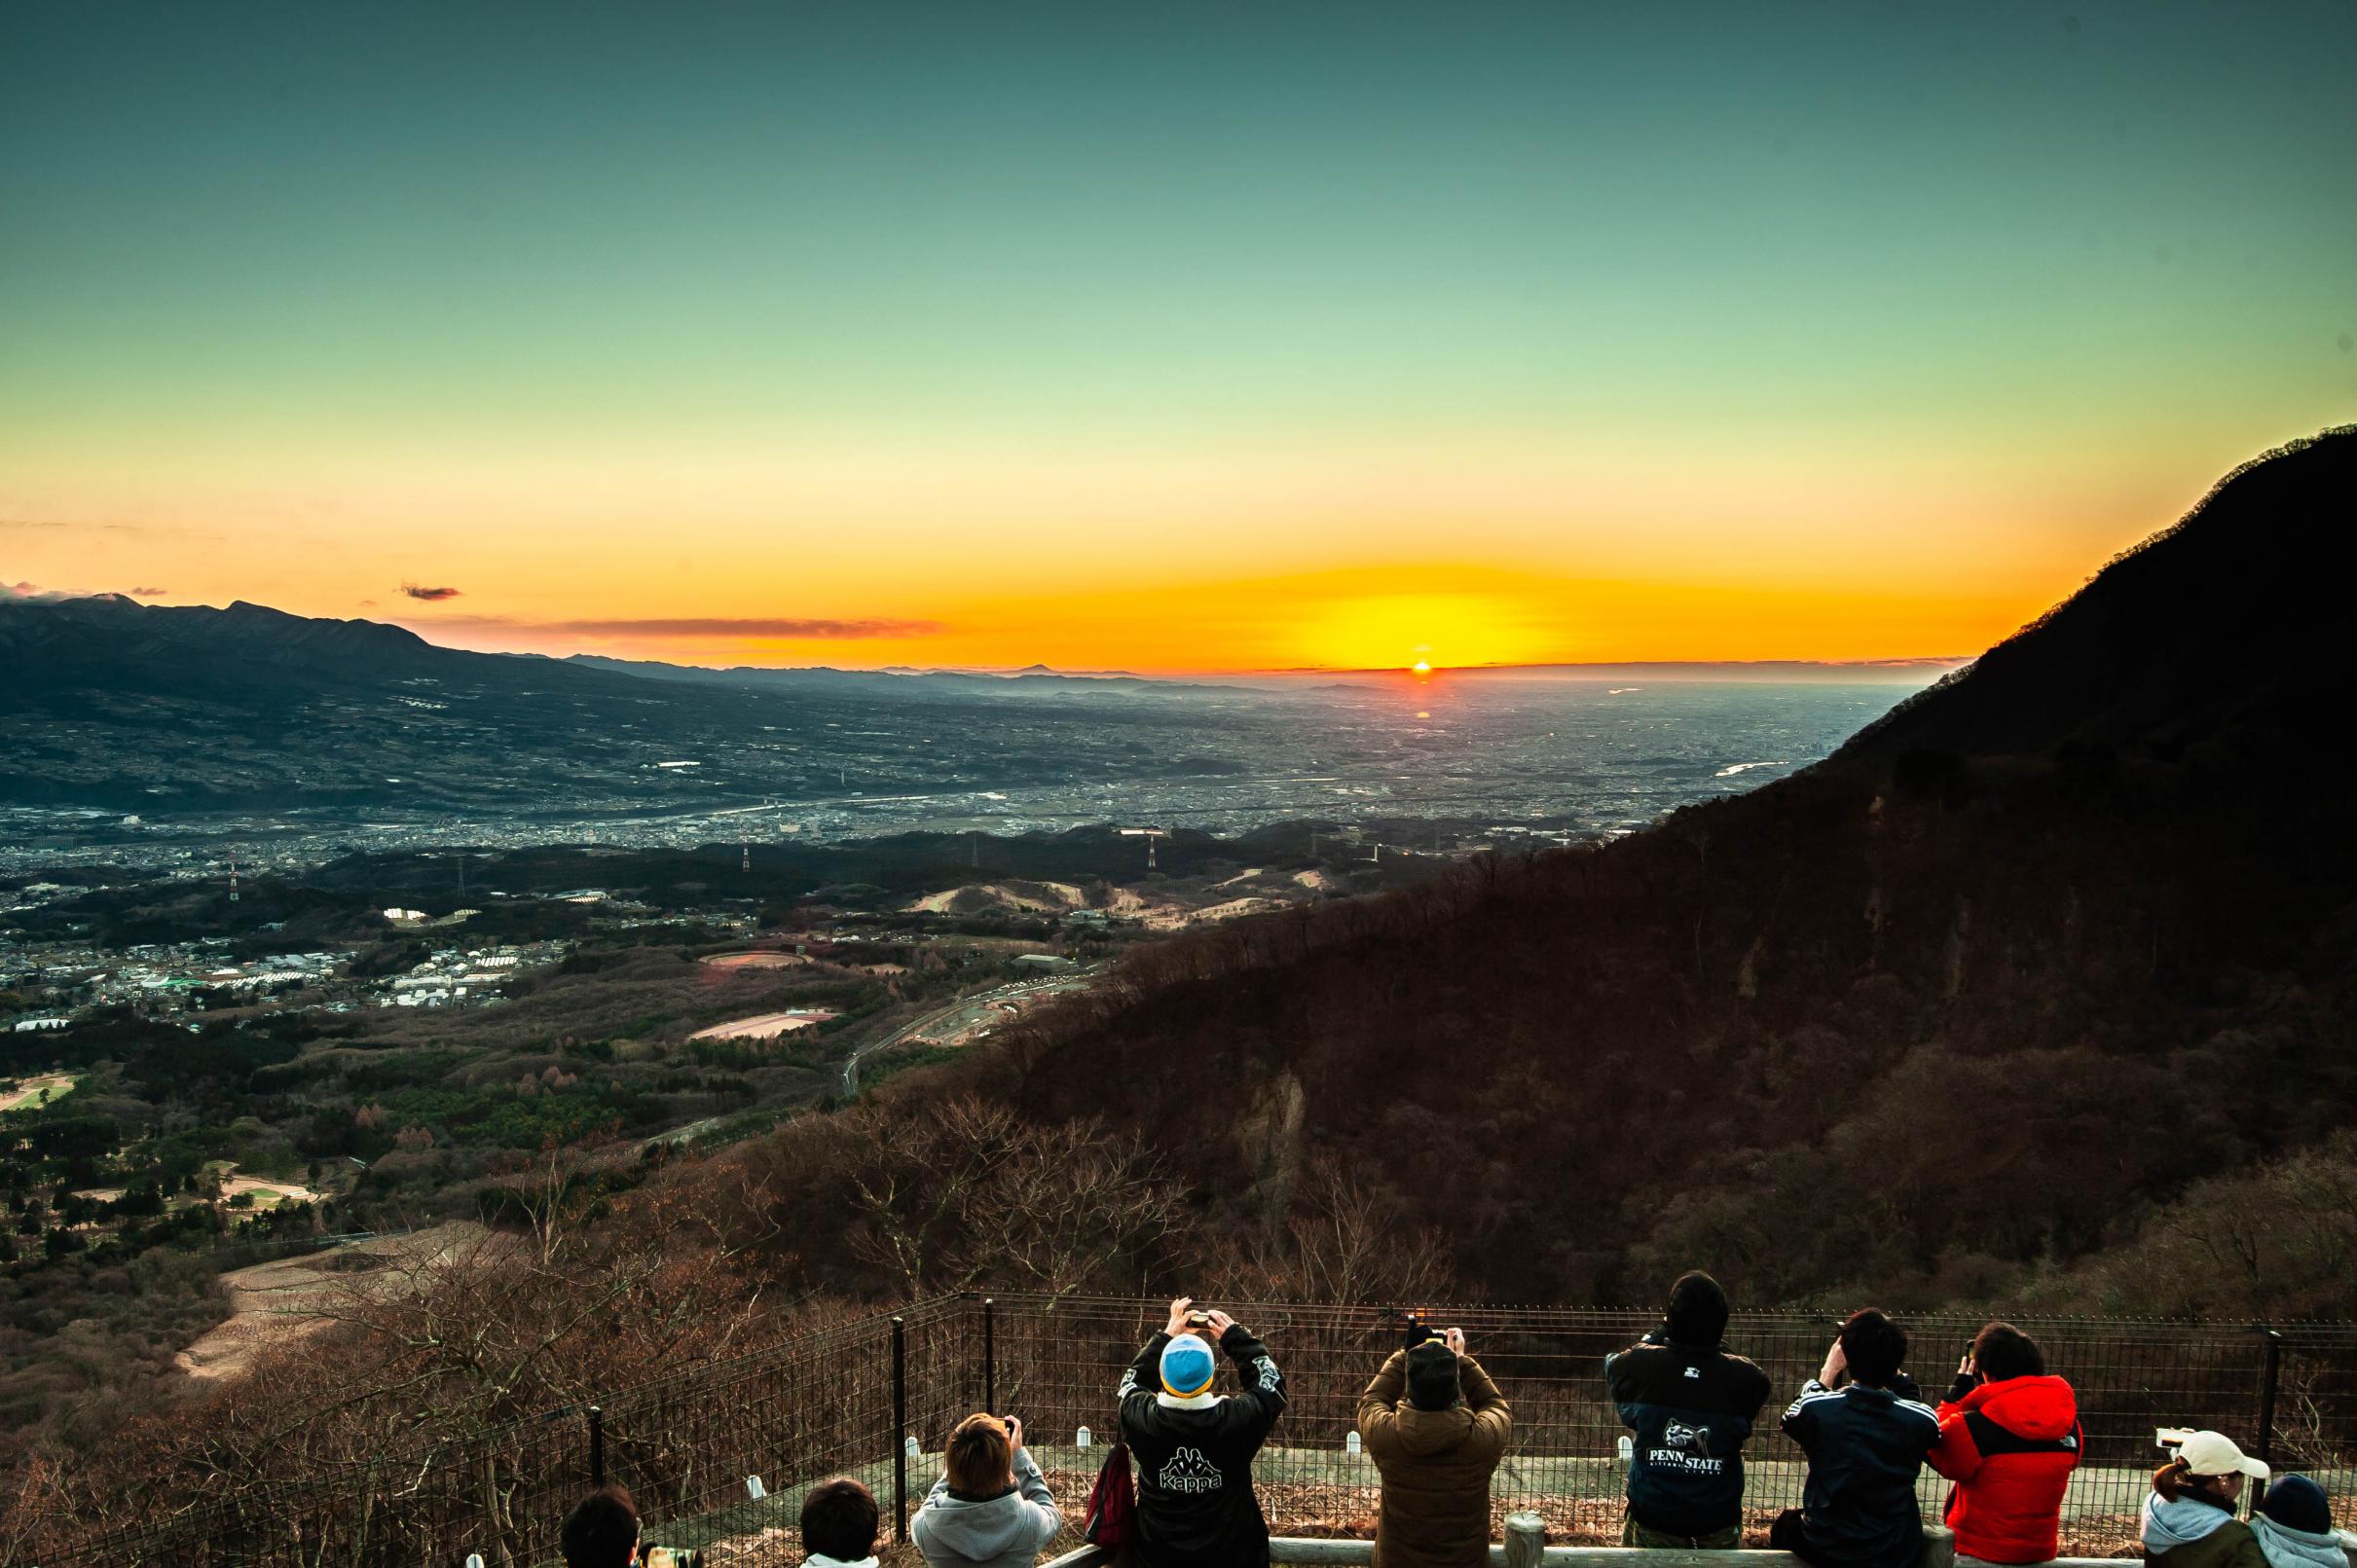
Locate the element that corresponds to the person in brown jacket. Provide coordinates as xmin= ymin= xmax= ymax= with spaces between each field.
xmin=1356 ymin=1325 xmax=1512 ymax=1568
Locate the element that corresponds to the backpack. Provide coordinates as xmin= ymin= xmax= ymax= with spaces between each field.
xmin=1083 ymin=1439 xmax=1136 ymax=1550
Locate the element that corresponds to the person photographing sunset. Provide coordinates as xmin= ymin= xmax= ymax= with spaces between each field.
xmin=912 ymin=1411 xmax=1062 ymax=1568
xmin=1117 ymin=1295 xmax=1288 ymax=1568
xmin=1356 ymin=1320 xmax=1512 ymax=1567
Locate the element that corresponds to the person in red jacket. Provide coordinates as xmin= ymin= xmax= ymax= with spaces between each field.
xmin=1929 ymin=1323 xmax=2083 ymax=1566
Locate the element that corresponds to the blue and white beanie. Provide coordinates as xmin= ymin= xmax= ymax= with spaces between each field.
xmin=1160 ymin=1332 xmax=1217 ymax=1397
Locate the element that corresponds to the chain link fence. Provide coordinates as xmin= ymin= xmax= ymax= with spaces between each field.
xmin=34 ymin=1297 xmax=2357 ymax=1566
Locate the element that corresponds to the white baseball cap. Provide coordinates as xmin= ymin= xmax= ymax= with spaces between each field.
xmin=2179 ymin=1431 xmax=2268 ymax=1481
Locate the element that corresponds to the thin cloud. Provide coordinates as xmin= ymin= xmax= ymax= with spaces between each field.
xmin=128 ymin=586 xmax=168 ymax=598
xmin=545 ymin=616 xmax=945 ymax=638
xmin=400 ymin=583 xmax=463 ymax=602
xmin=412 ymin=613 xmax=947 ymax=640
xmin=4 ymin=580 xmax=92 ymax=604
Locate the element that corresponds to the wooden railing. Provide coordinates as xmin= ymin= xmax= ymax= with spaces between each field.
xmin=1045 ymin=1522 xmax=2357 ymax=1568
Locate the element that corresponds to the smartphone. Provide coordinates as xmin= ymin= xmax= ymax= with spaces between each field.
xmin=1185 ymin=1310 xmax=1210 ymax=1327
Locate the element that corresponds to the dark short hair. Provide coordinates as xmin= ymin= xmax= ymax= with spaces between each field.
xmin=561 ymin=1484 xmax=639 ymax=1568
xmin=1666 ymin=1269 xmax=1730 ymax=1347
xmin=1972 ymin=1321 xmax=2044 ymax=1382
xmin=801 ymin=1476 xmax=879 ymax=1561
xmin=1839 ymin=1308 xmax=1909 ymax=1387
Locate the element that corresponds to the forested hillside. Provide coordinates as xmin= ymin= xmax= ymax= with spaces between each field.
xmin=721 ymin=427 xmax=2357 ymax=1312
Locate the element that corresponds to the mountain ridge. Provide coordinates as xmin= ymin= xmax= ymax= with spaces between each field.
xmin=710 ymin=428 xmax=2357 ymax=1310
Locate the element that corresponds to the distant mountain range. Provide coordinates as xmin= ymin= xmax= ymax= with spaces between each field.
xmin=0 ymin=595 xmax=1255 ymax=814
xmin=562 ymin=652 xmax=1215 ymax=697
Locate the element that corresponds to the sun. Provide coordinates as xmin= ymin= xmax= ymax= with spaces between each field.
xmin=1411 ymin=658 xmax=1433 ymax=675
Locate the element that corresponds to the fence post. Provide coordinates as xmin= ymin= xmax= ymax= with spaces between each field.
xmin=2253 ymin=1326 xmax=2283 ymax=1512
xmin=984 ymin=1296 xmax=997 ymax=1415
xmin=893 ymin=1315 xmax=908 ymax=1544
xmin=588 ymin=1405 xmax=604 ymax=1488
xmin=1503 ymin=1513 xmax=1545 ymax=1568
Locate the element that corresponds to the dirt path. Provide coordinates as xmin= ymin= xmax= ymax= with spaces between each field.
xmin=175 ymin=1222 xmax=494 ymax=1382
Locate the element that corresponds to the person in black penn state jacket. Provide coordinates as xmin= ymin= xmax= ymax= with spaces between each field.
xmin=1117 ymin=1295 xmax=1288 ymax=1568
xmin=1605 ymin=1270 xmax=1774 ymax=1548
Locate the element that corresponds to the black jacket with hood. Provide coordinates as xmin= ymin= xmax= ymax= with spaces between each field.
xmin=1117 ymin=1325 xmax=1288 ymax=1568
xmin=1605 ymin=1330 xmax=1774 ymax=1536
xmin=1604 ymin=1273 xmax=1774 ymax=1538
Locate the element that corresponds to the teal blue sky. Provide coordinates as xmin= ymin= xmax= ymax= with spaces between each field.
xmin=3 ymin=2 xmax=2354 ymax=670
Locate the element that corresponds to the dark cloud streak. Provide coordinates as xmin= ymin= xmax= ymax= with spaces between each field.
xmin=417 ymin=613 xmax=945 ymax=639
xmin=400 ymin=583 xmax=463 ymax=602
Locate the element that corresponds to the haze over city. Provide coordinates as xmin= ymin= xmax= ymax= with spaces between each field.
xmin=6 ymin=2 xmax=2353 ymax=673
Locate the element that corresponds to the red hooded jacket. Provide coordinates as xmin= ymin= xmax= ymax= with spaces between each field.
xmin=1928 ymin=1375 xmax=2082 ymax=1564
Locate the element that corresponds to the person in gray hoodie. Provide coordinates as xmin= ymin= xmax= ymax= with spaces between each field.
xmin=2253 ymin=1476 xmax=2348 ymax=1568
xmin=912 ymin=1411 xmax=1064 ymax=1568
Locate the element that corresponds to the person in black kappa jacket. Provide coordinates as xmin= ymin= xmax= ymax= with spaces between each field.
xmin=1117 ymin=1295 xmax=1289 ymax=1568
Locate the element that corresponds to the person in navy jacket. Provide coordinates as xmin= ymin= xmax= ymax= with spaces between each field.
xmin=1774 ymin=1309 xmax=1942 ymax=1568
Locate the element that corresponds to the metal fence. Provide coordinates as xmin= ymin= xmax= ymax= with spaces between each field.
xmin=35 ymin=1297 xmax=2357 ymax=1566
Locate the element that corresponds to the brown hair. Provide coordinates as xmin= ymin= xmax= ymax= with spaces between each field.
xmin=2153 ymin=1458 xmax=2236 ymax=1506
xmin=944 ymin=1411 xmax=1015 ymax=1495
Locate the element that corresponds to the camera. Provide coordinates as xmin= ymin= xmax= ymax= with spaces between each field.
xmin=641 ymin=1548 xmax=704 ymax=1568
xmin=1400 ymin=1312 xmax=1447 ymax=1352
xmin=1185 ymin=1310 xmax=1211 ymax=1328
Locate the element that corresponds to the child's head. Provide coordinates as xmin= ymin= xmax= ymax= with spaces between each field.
xmin=560 ymin=1484 xmax=639 ymax=1568
xmin=944 ymin=1411 xmax=1016 ymax=1494
xmin=799 ymin=1476 xmax=880 ymax=1562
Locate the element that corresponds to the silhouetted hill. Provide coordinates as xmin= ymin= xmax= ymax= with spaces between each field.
xmin=1834 ymin=427 xmax=2354 ymax=767
xmin=718 ymin=430 xmax=2357 ymax=1312
xmin=0 ymin=596 xmax=472 ymax=705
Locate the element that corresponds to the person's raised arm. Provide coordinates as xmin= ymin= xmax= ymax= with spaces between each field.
xmin=1926 ymin=1404 xmax=1984 ymax=1483
xmin=1009 ymin=1420 xmax=1061 ymax=1550
xmin=1456 ymin=1336 xmax=1513 ymax=1463
xmin=1206 ymin=1309 xmax=1286 ymax=1434
xmin=1120 ymin=1297 xmax=1192 ymax=1412
xmin=1357 ymin=1349 xmax=1408 ymax=1446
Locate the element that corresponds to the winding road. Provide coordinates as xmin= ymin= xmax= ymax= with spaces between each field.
xmin=838 ymin=964 xmax=1106 ymax=1097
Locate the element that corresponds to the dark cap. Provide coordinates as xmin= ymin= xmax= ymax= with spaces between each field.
xmin=2258 ymin=1475 xmax=2333 ymax=1536
xmin=1666 ymin=1270 xmax=1729 ymax=1348
xmin=1406 ymin=1340 xmax=1460 ymax=1411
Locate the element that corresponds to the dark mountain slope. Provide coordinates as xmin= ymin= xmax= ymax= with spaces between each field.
xmin=1834 ymin=425 xmax=2354 ymax=766
xmin=741 ymin=430 xmax=2357 ymax=1310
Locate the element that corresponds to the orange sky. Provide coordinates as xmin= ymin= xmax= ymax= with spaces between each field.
xmin=0 ymin=421 xmax=2278 ymax=673
xmin=7 ymin=7 xmax=2353 ymax=673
